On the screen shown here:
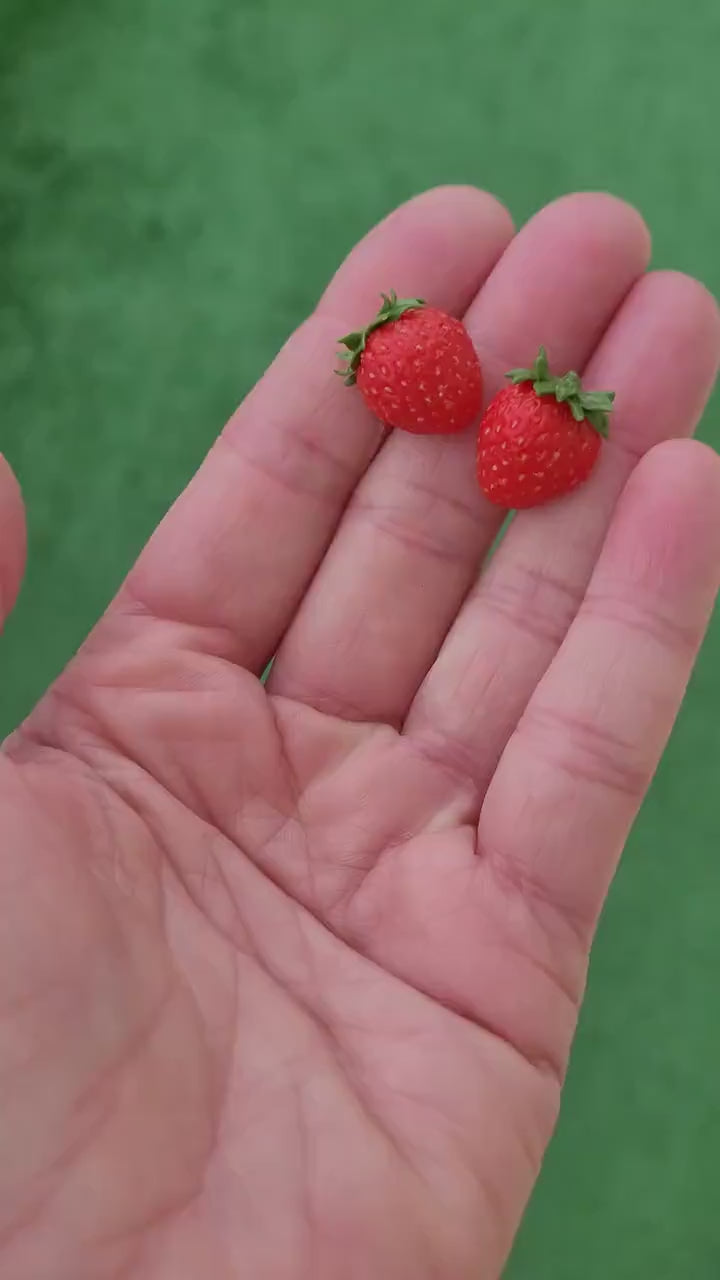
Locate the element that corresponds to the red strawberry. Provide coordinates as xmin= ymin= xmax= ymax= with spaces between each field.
xmin=338 ymin=291 xmax=483 ymax=434
xmin=477 ymin=347 xmax=615 ymax=509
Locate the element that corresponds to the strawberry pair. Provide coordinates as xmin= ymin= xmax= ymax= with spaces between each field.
xmin=338 ymin=293 xmax=614 ymax=509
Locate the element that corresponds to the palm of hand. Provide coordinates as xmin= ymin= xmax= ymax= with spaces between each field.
xmin=3 ymin=639 xmax=555 ymax=1280
xmin=2 ymin=188 xmax=720 ymax=1280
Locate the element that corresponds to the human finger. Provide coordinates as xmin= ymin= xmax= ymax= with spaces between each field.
xmin=122 ymin=186 xmax=514 ymax=672
xmin=270 ymin=194 xmax=650 ymax=724
xmin=406 ymin=272 xmax=720 ymax=789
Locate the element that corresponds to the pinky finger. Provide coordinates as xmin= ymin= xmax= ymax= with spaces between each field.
xmin=0 ymin=456 xmax=26 ymax=629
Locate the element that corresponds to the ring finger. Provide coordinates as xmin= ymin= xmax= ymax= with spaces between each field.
xmin=405 ymin=270 xmax=720 ymax=791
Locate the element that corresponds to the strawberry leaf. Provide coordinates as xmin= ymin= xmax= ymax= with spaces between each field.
xmin=585 ymin=409 xmax=611 ymax=437
xmin=579 ymin=391 xmax=616 ymax=411
xmin=336 ymin=291 xmax=426 ymax=385
xmin=505 ymin=346 xmax=615 ymax=438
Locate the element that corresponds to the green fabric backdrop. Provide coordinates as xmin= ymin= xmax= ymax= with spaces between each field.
xmin=2 ymin=0 xmax=720 ymax=1274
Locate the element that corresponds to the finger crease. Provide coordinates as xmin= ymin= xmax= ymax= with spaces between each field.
xmin=477 ymin=833 xmax=593 ymax=966
xmin=518 ymin=703 xmax=648 ymax=798
xmin=583 ymin=592 xmax=699 ymax=657
xmin=351 ymin=503 xmax=481 ymax=569
xmin=405 ymin=727 xmax=484 ymax=804
xmin=218 ymin=419 xmax=360 ymax=504
xmin=475 ymin=563 xmax=586 ymax=647
xmin=391 ymin=472 xmax=493 ymax=527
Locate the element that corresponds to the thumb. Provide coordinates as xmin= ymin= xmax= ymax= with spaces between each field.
xmin=0 ymin=456 xmax=26 ymax=629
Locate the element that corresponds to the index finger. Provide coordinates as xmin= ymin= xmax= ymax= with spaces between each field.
xmin=120 ymin=186 xmax=514 ymax=670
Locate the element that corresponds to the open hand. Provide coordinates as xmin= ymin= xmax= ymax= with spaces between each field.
xmin=2 ymin=187 xmax=719 ymax=1279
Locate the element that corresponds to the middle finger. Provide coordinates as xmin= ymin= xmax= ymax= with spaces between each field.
xmin=269 ymin=194 xmax=650 ymax=723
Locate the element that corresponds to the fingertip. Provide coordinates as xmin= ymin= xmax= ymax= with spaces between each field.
xmin=468 ymin=190 xmax=652 ymax=390
xmin=405 ymin=182 xmax=515 ymax=239
xmin=634 ymin=436 xmax=720 ymax=503
xmin=602 ymin=268 xmax=720 ymax=346
xmin=320 ymin=185 xmax=515 ymax=322
xmin=395 ymin=185 xmax=516 ymax=309
xmin=644 ymin=270 xmax=720 ymax=362
xmin=0 ymin=454 xmax=27 ymax=623
xmin=613 ymin=438 xmax=720 ymax=595
xmin=531 ymin=191 xmax=652 ymax=274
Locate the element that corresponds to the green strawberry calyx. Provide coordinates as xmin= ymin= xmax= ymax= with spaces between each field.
xmin=507 ymin=346 xmax=615 ymax=437
xmin=337 ymin=291 xmax=426 ymax=386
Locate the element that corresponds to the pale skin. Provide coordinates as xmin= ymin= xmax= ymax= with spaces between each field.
xmin=1 ymin=187 xmax=720 ymax=1280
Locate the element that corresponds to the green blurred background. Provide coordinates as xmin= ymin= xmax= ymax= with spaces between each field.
xmin=2 ymin=0 xmax=720 ymax=1274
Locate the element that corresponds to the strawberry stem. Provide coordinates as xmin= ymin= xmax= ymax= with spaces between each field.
xmin=337 ymin=291 xmax=425 ymax=386
xmin=507 ymin=346 xmax=615 ymax=437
